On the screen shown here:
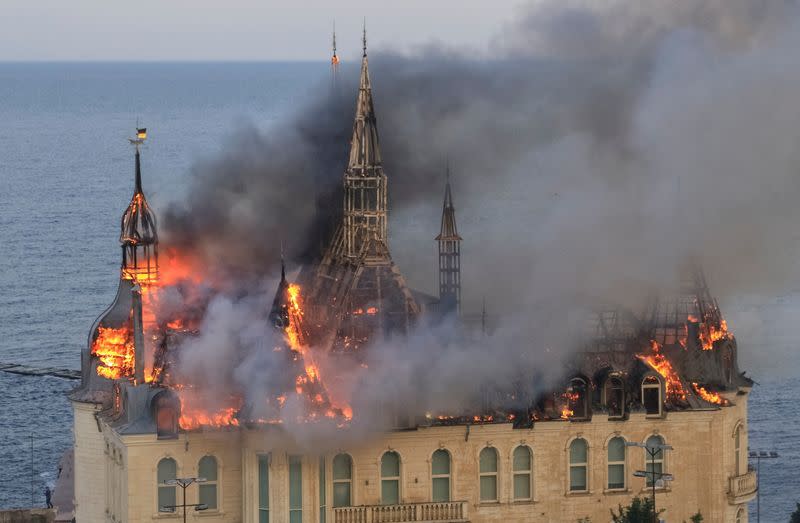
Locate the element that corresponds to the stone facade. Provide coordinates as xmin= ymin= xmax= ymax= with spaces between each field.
xmin=74 ymin=389 xmax=754 ymax=523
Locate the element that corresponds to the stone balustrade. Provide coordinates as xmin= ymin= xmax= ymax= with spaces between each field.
xmin=333 ymin=501 xmax=468 ymax=523
xmin=728 ymin=469 xmax=757 ymax=504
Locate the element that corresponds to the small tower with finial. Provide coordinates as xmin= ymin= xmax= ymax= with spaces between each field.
xmin=436 ymin=162 xmax=462 ymax=315
xmin=121 ymin=126 xmax=159 ymax=284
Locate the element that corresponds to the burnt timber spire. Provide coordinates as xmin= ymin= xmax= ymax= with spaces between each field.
xmin=343 ymin=30 xmax=386 ymax=260
xmin=436 ymin=166 xmax=462 ymax=315
xmin=297 ymin=39 xmax=419 ymax=351
xmin=120 ymin=131 xmax=158 ymax=284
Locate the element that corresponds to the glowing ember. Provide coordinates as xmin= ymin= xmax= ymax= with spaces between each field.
xmin=636 ymin=340 xmax=687 ymax=401
xmin=92 ymin=326 xmax=134 ymax=379
xmin=177 ymin=390 xmax=242 ymax=430
xmin=692 ymin=383 xmax=728 ymax=406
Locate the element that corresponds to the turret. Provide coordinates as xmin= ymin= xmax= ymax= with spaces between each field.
xmin=76 ymin=130 xmax=159 ymax=397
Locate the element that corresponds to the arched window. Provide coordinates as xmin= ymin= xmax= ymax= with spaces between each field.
xmin=735 ymin=507 xmax=744 ymax=523
xmin=569 ymin=378 xmax=590 ymax=419
xmin=479 ymin=447 xmax=498 ymax=501
xmin=734 ymin=425 xmax=742 ymax=476
xmin=332 ymin=454 xmax=352 ymax=508
xmin=157 ymin=458 xmax=177 ymax=512
xmin=431 ymin=450 xmax=451 ymax=502
xmin=512 ymin=446 xmax=532 ymax=501
xmin=605 ymin=377 xmax=625 ymax=418
xmin=380 ymin=452 xmax=401 ymax=505
xmin=569 ymin=439 xmax=588 ymax=492
xmin=607 ymin=437 xmax=626 ymax=490
xmin=645 ymin=435 xmax=665 ymax=488
xmin=642 ymin=375 xmax=662 ymax=416
xmin=198 ymin=456 xmax=218 ymax=510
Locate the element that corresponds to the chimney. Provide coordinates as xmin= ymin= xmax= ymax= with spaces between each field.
xmin=132 ymin=283 xmax=145 ymax=384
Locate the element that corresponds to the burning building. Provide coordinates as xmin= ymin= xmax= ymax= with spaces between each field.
xmin=70 ymin=40 xmax=756 ymax=523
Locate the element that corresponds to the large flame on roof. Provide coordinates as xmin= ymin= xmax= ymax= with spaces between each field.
xmin=692 ymin=383 xmax=729 ymax=406
xmin=636 ymin=340 xmax=687 ymax=401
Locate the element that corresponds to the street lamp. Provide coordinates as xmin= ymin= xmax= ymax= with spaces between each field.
xmin=748 ymin=450 xmax=779 ymax=523
xmin=159 ymin=477 xmax=208 ymax=523
xmin=627 ymin=441 xmax=674 ymax=523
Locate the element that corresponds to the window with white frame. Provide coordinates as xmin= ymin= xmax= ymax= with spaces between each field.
xmin=381 ymin=452 xmax=401 ymax=505
xmin=157 ymin=458 xmax=177 ymax=512
xmin=332 ymin=454 xmax=352 ymax=507
xmin=479 ymin=447 xmax=498 ymax=502
xmin=431 ymin=450 xmax=450 ymax=502
xmin=258 ymin=454 xmax=269 ymax=523
xmin=198 ymin=456 xmax=218 ymax=510
xmin=607 ymin=437 xmax=626 ymax=490
xmin=289 ymin=455 xmax=302 ymax=523
xmin=734 ymin=424 xmax=742 ymax=476
xmin=569 ymin=439 xmax=588 ymax=492
xmin=645 ymin=435 xmax=665 ymax=488
xmin=512 ymin=446 xmax=532 ymax=501
xmin=642 ymin=375 xmax=662 ymax=416
xmin=319 ymin=457 xmax=326 ymax=523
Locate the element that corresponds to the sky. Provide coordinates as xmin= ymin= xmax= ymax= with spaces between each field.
xmin=0 ymin=1 xmax=521 ymax=61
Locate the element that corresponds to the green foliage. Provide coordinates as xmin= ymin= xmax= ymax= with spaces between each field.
xmin=686 ymin=513 xmax=703 ymax=523
xmin=790 ymin=502 xmax=800 ymax=523
xmin=610 ymin=496 xmax=664 ymax=523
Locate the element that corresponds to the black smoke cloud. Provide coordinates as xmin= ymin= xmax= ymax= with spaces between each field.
xmin=164 ymin=0 xmax=800 ymax=425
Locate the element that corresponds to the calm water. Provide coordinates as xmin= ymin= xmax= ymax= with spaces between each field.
xmin=0 ymin=63 xmax=797 ymax=520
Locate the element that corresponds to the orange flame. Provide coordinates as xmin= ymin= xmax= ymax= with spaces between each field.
xmin=691 ymin=383 xmax=728 ymax=406
xmin=688 ymin=314 xmax=731 ymax=350
xmin=636 ymin=340 xmax=687 ymax=401
xmin=92 ymin=326 xmax=134 ymax=379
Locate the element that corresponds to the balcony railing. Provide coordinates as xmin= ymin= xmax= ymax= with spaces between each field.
xmin=333 ymin=501 xmax=468 ymax=523
xmin=728 ymin=469 xmax=758 ymax=503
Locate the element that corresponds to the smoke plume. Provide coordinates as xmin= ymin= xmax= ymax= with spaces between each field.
xmin=162 ymin=0 xmax=800 ymax=440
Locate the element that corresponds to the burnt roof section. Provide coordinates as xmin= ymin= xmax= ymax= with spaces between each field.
xmin=120 ymin=148 xmax=158 ymax=247
xmin=347 ymin=51 xmax=382 ymax=174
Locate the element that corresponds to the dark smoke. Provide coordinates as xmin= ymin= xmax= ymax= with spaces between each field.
xmin=163 ymin=0 xmax=800 ymax=435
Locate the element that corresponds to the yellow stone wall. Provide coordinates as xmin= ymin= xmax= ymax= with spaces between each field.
xmin=76 ymin=393 xmax=752 ymax=523
xmin=72 ymin=401 xmax=107 ymax=523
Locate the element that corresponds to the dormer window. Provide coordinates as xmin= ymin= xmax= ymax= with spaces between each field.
xmin=604 ymin=376 xmax=625 ymax=418
xmin=642 ymin=375 xmax=662 ymax=416
xmin=568 ymin=378 xmax=590 ymax=419
xmin=153 ymin=391 xmax=180 ymax=439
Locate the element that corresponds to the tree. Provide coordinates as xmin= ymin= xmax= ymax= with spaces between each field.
xmin=687 ymin=513 xmax=703 ymax=523
xmin=790 ymin=502 xmax=800 ymax=523
xmin=610 ymin=496 xmax=664 ymax=523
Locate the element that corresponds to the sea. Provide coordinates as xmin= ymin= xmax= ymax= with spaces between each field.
xmin=0 ymin=63 xmax=798 ymax=521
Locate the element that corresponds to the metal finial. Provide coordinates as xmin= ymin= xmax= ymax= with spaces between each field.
xmin=362 ymin=19 xmax=367 ymax=57
xmin=332 ymin=20 xmax=337 ymax=56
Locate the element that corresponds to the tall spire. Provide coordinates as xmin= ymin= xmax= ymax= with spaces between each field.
xmin=436 ymin=164 xmax=462 ymax=315
xmin=121 ymin=128 xmax=158 ymax=284
xmin=362 ymin=19 xmax=367 ymax=57
xmin=331 ymin=20 xmax=340 ymax=82
xmin=343 ymin=27 xmax=386 ymax=259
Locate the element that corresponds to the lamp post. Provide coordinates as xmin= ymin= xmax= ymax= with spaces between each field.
xmin=748 ymin=450 xmax=779 ymax=523
xmin=159 ymin=477 xmax=208 ymax=523
xmin=627 ymin=440 xmax=674 ymax=523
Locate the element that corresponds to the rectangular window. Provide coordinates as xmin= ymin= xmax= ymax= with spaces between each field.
xmin=479 ymin=476 xmax=497 ymax=501
xmin=569 ymin=466 xmax=587 ymax=491
xmin=319 ymin=457 xmax=326 ymax=523
xmin=513 ymin=474 xmax=530 ymax=500
xmin=646 ymin=462 xmax=663 ymax=488
xmin=289 ymin=456 xmax=302 ymax=523
xmin=608 ymin=464 xmax=625 ymax=489
xmin=381 ymin=479 xmax=400 ymax=505
xmin=258 ymin=455 xmax=269 ymax=523
xmin=432 ymin=478 xmax=450 ymax=502
xmin=199 ymin=484 xmax=217 ymax=510
xmin=158 ymin=486 xmax=176 ymax=513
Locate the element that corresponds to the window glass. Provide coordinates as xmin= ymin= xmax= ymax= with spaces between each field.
xmin=432 ymin=450 xmax=450 ymax=475
xmin=258 ymin=455 xmax=269 ymax=523
xmin=569 ymin=439 xmax=588 ymax=492
xmin=642 ymin=376 xmax=662 ymax=415
xmin=289 ymin=456 xmax=302 ymax=523
xmin=431 ymin=450 xmax=450 ymax=502
xmin=479 ymin=448 xmax=498 ymax=473
xmin=569 ymin=440 xmax=587 ymax=464
xmin=479 ymin=476 xmax=497 ymax=501
xmin=157 ymin=458 xmax=177 ymax=511
xmin=513 ymin=474 xmax=530 ymax=500
xmin=319 ymin=457 xmax=326 ymax=523
xmin=332 ymin=454 xmax=352 ymax=508
xmin=513 ymin=446 xmax=531 ymax=471
xmin=199 ymin=456 xmax=217 ymax=481
xmin=645 ymin=436 xmax=665 ymax=487
xmin=381 ymin=452 xmax=400 ymax=505
xmin=607 ymin=437 xmax=626 ymax=490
